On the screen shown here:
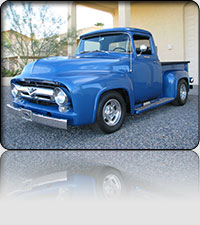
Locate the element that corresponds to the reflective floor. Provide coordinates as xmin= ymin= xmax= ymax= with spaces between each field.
xmin=0 ymin=151 xmax=199 ymax=201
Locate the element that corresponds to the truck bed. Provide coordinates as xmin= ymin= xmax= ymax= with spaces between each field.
xmin=161 ymin=61 xmax=190 ymax=72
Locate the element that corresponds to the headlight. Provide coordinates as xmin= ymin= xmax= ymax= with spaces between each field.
xmin=53 ymin=87 xmax=68 ymax=106
xmin=11 ymin=83 xmax=19 ymax=98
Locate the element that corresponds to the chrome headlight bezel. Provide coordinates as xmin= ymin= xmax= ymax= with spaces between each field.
xmin=11 ymin=83 xmax=19 ymax=98
xmin=53 ymin=87 xmax=68 ymax=106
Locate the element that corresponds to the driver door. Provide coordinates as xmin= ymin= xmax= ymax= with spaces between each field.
xmin=131 ymin=34 xmax=162 ymax=104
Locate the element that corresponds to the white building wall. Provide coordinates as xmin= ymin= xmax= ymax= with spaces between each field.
xmin=130 ymin=2 xmax=186 ymax=61
xmin=129 ymin=1 xmax=198 ymax=85
xmin=184 ymin=2 xmax=199 ymax=85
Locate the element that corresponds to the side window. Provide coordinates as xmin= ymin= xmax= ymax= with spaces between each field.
xmin=133 ymin=34 xmax=152 ymax=55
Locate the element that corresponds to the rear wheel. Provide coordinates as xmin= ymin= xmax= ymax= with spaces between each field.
xmin=172 ymin=79 xmax=188 ymax=106
xmin=96 ymin=91 xmax=126 ymax=133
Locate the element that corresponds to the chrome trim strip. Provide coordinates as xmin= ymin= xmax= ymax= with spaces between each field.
xmin=7 ymin=104 xmax=68 ymax=129
xmin=20 ymin=93 xmax=52 ymax=102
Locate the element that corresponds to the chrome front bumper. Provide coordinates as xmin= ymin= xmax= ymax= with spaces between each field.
xmin=7 ymin=104 xmax=68 ymax=129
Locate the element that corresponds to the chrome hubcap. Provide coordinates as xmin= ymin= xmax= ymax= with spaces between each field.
xmin=180 ymin=84 xmax=187 ymax=101
xmin=102 ymin=174 xmax=122 ymax=199
xmin=102 ymin=99 xmax=121 ymax=126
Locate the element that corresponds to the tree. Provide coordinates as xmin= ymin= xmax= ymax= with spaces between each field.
xmin=94 ymin=22 xmax=104 ymax=27
xmin=2 ymin=2 xmax=77 ymax=71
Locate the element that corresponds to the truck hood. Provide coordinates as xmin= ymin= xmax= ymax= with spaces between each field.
xmin=19 ymin=54 xmax=129 ymax=80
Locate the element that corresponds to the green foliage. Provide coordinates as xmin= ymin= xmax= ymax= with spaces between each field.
xmin=2 ymin=2 xmax=78 ymax=69
xmin=2 ymin=68 xmax=21 ymax=77
xmin=94 ymin=22 xmax=104 ymax=27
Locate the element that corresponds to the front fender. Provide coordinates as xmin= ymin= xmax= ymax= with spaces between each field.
xmin=163 ymin=70 xmax=189 ymax=98
xmin=68 ymin=73 xmax=134 ymax=125
xmin=92 ymin=76 xmax=134 ymax=123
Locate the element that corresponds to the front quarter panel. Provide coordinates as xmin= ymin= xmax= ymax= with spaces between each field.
xmin=68 ymin=71 xmax=134 ymax=125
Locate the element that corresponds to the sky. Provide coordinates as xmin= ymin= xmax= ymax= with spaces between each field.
xmin=2 ymin=2 xmax=113 ymax=36
xmin=76 ymin=5 xmax=113 ymax=30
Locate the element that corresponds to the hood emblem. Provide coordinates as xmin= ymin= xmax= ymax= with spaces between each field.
xmin=27 ymin=87 xmax=37 ymax=96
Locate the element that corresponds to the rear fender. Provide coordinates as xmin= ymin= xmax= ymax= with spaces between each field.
xmin=163 ymin=70 xmax=189 ymax=98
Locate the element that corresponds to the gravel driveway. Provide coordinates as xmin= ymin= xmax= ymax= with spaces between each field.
xmin=1 ymin=86 xmax=199 ymax=149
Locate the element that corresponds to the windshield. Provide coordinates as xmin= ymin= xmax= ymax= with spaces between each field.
xmin=75 ymin=33 xmax=131 ymax=54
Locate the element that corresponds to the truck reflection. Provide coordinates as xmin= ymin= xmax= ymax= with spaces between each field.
xmin=1 ymin=151 xmax=199 ymax=200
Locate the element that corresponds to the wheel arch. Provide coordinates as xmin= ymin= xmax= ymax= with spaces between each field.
xmin=92 ymin=87 xmax=133 ymax=123
xmin=179 ymin=77 xmax=189 ymax=90
xmin=163 ymin=70 xmax=189 ymax=98
xmin=175 ymin=74 xmax=190 ymax=97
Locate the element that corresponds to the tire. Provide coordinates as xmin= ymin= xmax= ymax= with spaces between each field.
xmin=96 ymin=91 xmax=126 ymax=133
xmin=95 ymin=167 xmax=127 ymax=200
xmin=172 ymin=79 xmax=188 ymax=106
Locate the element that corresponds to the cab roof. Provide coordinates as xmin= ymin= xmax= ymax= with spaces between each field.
xmin=80 ymin=27 xmax=152 ymax=38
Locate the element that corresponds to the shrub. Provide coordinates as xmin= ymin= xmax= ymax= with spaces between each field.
xmin=2 ymin=68 xmax=21 ymax=77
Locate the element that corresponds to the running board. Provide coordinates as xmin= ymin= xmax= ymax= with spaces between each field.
xmin=135 ymin=97 xmax=174 ymax=114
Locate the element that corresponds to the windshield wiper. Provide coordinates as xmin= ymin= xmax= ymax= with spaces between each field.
xmin=79 ymin=50 xmax=109 ymax=54
xmin=92 ymin=50 xmax=105 ymax=53
xmin=91 ymin=50 xmax=110 ymax=54
xmin=79 ymin=51 xmax=92 ymax=54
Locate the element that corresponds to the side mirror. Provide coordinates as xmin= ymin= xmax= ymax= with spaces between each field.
xmin=137 ymin=44 xmax=147 ymax=56
xmin=140 ymin=44 xmax=147 ymax=53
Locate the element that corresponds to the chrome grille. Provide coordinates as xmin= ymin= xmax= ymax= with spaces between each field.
xmin=16 ymin=85 xmax=54 ymax=102
xmin=15 ymin=80 xmax=70 ymax=106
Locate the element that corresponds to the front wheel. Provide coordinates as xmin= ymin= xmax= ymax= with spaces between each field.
xmin=96 ymin=91 xmax=126 ymax=133
xmin=172 ymin=79 xmax=188 ymax=106
xmin=95 ymin=168 xmax=127 ymax=200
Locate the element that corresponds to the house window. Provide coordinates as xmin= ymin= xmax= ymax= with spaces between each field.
xmin=133 ymin=34 xmax=152 ymax=55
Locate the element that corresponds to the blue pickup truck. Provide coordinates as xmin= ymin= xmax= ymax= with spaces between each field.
xmin=7 ymin=27 xmax=194 ymax=133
